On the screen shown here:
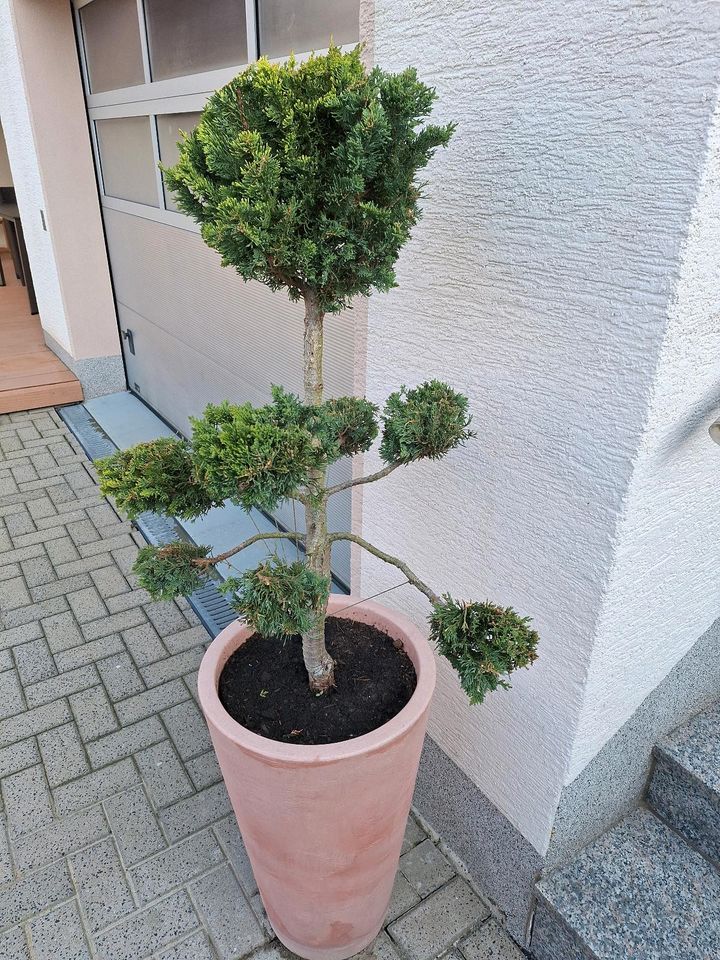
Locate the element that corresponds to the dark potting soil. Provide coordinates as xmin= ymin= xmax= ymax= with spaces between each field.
xmin=218 ymin=616 xmax=417 ymax=745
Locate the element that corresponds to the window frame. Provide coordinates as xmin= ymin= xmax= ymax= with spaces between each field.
xmin=73 ymin=0 xmax=357 ymax=232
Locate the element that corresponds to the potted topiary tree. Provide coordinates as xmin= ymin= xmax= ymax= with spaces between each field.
xmin=97 ymin=46 xmax=538 ymax=960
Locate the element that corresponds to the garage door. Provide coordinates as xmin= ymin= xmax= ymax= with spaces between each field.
xmin=73 ymin=0 xmax=361 ymax=584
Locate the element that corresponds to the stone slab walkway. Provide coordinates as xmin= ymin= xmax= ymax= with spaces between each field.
xmin=0 ymin=406 xmax=524 ymax=960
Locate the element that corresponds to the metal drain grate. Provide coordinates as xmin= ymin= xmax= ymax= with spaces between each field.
xmin=58 ymin=403 xmax=238 ymax=639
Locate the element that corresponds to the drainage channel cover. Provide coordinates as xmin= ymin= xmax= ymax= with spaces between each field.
xmin=57 ymin=403 xmax=238 ymax=638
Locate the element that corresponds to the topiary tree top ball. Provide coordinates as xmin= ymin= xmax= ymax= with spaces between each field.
xmin=164 ymin=44 xmax=455 ymax=312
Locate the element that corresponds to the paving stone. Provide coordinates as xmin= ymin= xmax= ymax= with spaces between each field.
xmin=28 ymin=900 xmax=92 ymax=960
xmin=402 ymin=815 xmax=427 ymax=855
xmin=40 ymin=610 xmax=83 ymax=653
xmin=156 ymin=930 xmax=217 ymax=960
xmin=186 ymin=750 xmax=223 ymax=790
xmin=0 ymin=543 xmax=44 ymax=570
xmin=362 ymin=932 xmax=403 ymax=960
xmin=66 ymin=586 xmax=107 ymax=624
xmin=189 ymin=863 xmax=264 ymax=960
xmin=0 ymin=649 xmax=11 ymax=672
xmin=70 ymin=836 xmax=135 ymax=932
xmin=30 ymin=573 xmax=94 ymax=602
xmin=164 ymin=624 xmax=210 ymax=654
xmin=141 ymin=648 xmax=204 ymax=688
xmin=89 ymin=565 xmax=130 ymax=597
xmin=10 ymin=526 xmax=70 ymax=550
xmin=2 ymin=764 xmax=54 ymax=837
xmin=0 ymin=622 xmax=43 ymax=651
xmin=44 ymin=536 xmax=80 ymax=566
xmin=2 ymin=596 xmax=68 ymax=630
xmin=87 ymin=716 xmax=165 ymax=768
xmin=38 ymin=721 xmax=90 ymax=787
xmin=13 ymin=806 xmax=109 ymax=873
xmin=0 ymin=860 xmax=73 ymax=928
xmin=93 ymin=890 xmax=199 ymax=960
xmin=388 ymin=878 xmax=490 ymax=960
xmin=160 ymin=782 xmax=232 ymax=842
xmin=54 ymin=758 xmax=140 ymax=814
xmin=26 ymin=664 xmax=99 ymax=708
xmin=85 ymin=503 xmax=121 ymax=530
xmin=162 ymin=699 xmax=212 ymax=761
xmin=144 ymin=600 xmax=193 ymax=638
xmin=122 ymin=622 xmax=169 ymax=667
xmin=112 ymin=545 xmax=139 ymax=576
xmin=26 ymin=497 xmax=56 ymax=521
xmin=0 ymin=926 xmax=30 ymax=960
xmin=96 ymin=651 xmax=145 ymax=701
xmin=131 ymin=829 xmax=224 ymax=904
xmin=4 ymin=511 xmax=35 ymax=539
xmin=115 ymin=678 xmax=189 ymax=726
xmin=67 ymin=519 xmax=101 ymax=547
xmin=458 ymin=920 xmax=525 ymax=960
xmin=103 ymin=784 xmax=167 ymax=865
xmin=54 ymin=635 xmax=124 ymax=672
xmin=0 ymin=739 xmax=39 ymax=779
xmin=386 ymin=872 xmax=422 ymax=923
xmin=12 ymin=638 xmax=56 ymax=685
xmin=400 ymin=839 xmax=456 ymax=898
xmin=54 ymin=554 xmax=115 ymax=580
xmin=0 ymin=577 xmax=31 ymax=612
xmin=19 ymin=555 xmax=55 ymax=588
xmin=0 ymin=818 xmax=13 ymax=885
xmin=135 ymin=740 xmax=195 ymax=809
xmin=81 ymin=608 xmax=147 ymax=642
xmin=0 ymin=670 xmax=26 ymax=719
xmin=106 ymin=588 xmax=153 ymax=615
xmin=250 ymin=891 xmax=274 ymax=941
xmin=70 ymin=685 xmax=119 ymax=741
xmin=79 ymin=534 xmax=135 ymax=559
xmin=0 ymin=700 xmax=71 ymax=748
xmin=213 ymin=816 xmax=258 ymax=897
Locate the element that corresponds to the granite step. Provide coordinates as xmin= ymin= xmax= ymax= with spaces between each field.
xmin=646 ymin=700 xmax=720 ymax=866
xmin=531 ymin=807 xmax=720 ymax=960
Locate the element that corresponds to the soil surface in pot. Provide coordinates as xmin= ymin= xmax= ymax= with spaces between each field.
xmin=218 ymin=616 xmax=417 ymax=745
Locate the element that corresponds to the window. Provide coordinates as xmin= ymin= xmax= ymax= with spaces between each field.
xmin=96 ymin=118 xmax=159 ymax=207
xmin=156 ymin=112 xmax=203 ymax=211
xmin=144 ymin=0 xmax=248 ymax=82
xmin=80 ymin=0 xmax=145 ymax=94
xmin=258 ymin=0 xmax=359 ymax=59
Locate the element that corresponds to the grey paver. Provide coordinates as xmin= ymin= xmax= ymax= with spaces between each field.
xmin=67 ymin=519 xmax=101 ymax=547
xmin=87 ymin=716 xmax=165 ymax=768
xmin=28 ymin=900 xmax=92 ymax=960
xmin=386 ymin=872 xmax=422 ymax=923
xmin=31 ymin=573 xmax=94 ymax=602
xmin=70 ymin=836 xmax=135 ymax=932
xmin=0 ymin=819 xmax=13 ymax=885
xmin=67 ymin=586 xmax=107 ymax=624
xmin=54 ymin=635 xmax=124 ymax=672
xmin=20 ymin=555 xmax=56 ymax=588
xmin=0 ymin=648 xmax=11 ymax=671
xmin=0 ymin=622 xmax=43 ymax=651
xmin=37 ymin=721 xmax=90 ymax=787
xmin=93 ymin=890 xmax=198 ymax=960
xmin=402 ymin=816 xmax=427 ymax=854
xmin=162 ymin=699 xmax=212 ymax=760
xmin=103 ymin=784 xmax=166 ymax=865
xmin=141 ymin=648 xmax=204 ymax=688
xmin=26 ymin=496 xmax=56 ymax=521
xmin=26 ymin=664 xmax=99 ymax=707
xmin=459 ymin=920 xmax=525 ymax=960
xmin=106 ymin=588 xmax=153 ymax=615
xmin=1 ymin=596 xmax=68 ymax=630
xmin=130 ymin=829 xmax=224 ymax=904
xmin=69 ymin=685 xmax=119 ymax=741
xmin=115 ymin=678 xmax=188 ymax=725
xmin=53 ymin=757 xmax=140 ymax=814
xmin=0 ymin=739 xmax=40 ymax=779
xmin=189 ymin=863 xmax=265 ymax=960
xmin=156 ymin=930 xmax=218 ymax=960
xmin=134 ymin=740 xmax=194 ymax=808
xmin=13 ymin=806 xmax=109 ymax=873
xmin=213 ymin=816 xmax=258 ymax=897
xmin=399 ymin=839 xmax=456 ymax=897
xmin=12 ymin=637 xmax=56 ymax=685
xmin=144 ymin=600 xmax=191 ymax=638
xmin=164 ymin=624 xmax=210 ymax=654
xmin=2 ymin=764 xmax=54 ymax=837
xmin=186 ymin=750 xmax=223 ymax=790
xmin=121 ymin=622 xmax=169 ymax=667
xmin=44 ymin=536 xmax=80 ymax=565
xmin=0 ymin=577 xmax=31 ymax=612
xmin=96 ymin=650 xmax=145 ymax=702
xmin=0 ymin=669 xmax=26 ymax=719
xmin=0 ymin=860 xmax=73 ymax=928
xmin=0 ymin=927 xmax=31 ymax=960
xmin=0 ymin=700 xmax=71 ymax=748
xmin=160 ymin=782 xmax=232 ymax=842
xmin=81 ymin=608 xmax=147 ymax=642
xmin=90 ymin=565 xmax=129 ymax=597
xmin=388 ymin=878 xmax=490 ymax=960
xmin=40 ymin=610 xmax=83 ymax=653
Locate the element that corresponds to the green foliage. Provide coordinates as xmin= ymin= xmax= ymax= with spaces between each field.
xmin=221 ymin=558 xmax=330 ymax=637
xmin=163 ymin=44 xmax=454 ymax=312
xmin=133 ymin=542 xmax=211 ymax=601
xmin=95 ymin=439 xmax=220 ymax=520
xmin=380 ymin=380 xmax=474 ymax=464
xmin=429 ymin=597 xmax=539 ymax=705
xmin=320 ymin=396 xmax=379 ymax=457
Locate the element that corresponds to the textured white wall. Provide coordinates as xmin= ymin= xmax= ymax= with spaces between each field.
xmin=0 ymin=0 xmax=71 ymax=352
xmin=568 ymin=94 xmax=720 ymax=780
xmin=361 ymin=0 xmax=720 ymax=852
xmin=0 ymin=123 xmax=13 ymax=186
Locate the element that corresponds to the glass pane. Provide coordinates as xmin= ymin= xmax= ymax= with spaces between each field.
xmin=145 ymin=0 xmax=248 ymax=82
xmin=156 ymin=112 xmax=203 ymax=212
xmin=80 ymin=0 xmax=145 ymax=94
xmin=96 ymin=117 xmax=159 ymax=207
xmin=259 ymin=0 xmax=359 ymax=59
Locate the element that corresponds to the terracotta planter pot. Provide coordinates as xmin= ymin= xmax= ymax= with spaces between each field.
xmin=198 ymin=594 xmax=436 ymax=960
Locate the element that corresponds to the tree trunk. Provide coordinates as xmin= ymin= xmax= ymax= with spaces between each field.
xmin=301 ymin=291 xmax=335 ymax=693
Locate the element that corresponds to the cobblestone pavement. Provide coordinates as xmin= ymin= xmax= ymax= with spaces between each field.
xmin=0 ymin=407 xmax=524 ymax=960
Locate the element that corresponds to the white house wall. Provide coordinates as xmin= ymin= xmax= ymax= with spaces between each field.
xmin=361 ymin=0 xmax=720 ymax=854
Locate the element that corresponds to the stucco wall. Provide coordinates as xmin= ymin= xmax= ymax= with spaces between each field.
xmin=360 ymin=0 xmax=720 ymax=854
xmin=0 ymin=123 xmax=13 ymax=186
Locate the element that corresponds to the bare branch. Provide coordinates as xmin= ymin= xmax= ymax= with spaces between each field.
xmin=325 ymin=461 xmax=404 ymax=497
xmin=194 ymin=531 xmax=304 ymax=569
xmin=328 ymin=532 xmax=440 ymax=605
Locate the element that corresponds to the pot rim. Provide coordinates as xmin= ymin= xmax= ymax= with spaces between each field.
xmin=197 ymin=594 xmax=437 ymax=765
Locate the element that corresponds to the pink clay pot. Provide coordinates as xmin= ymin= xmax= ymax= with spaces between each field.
xmin=198 ymin=594 xmax=436 ymax=960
